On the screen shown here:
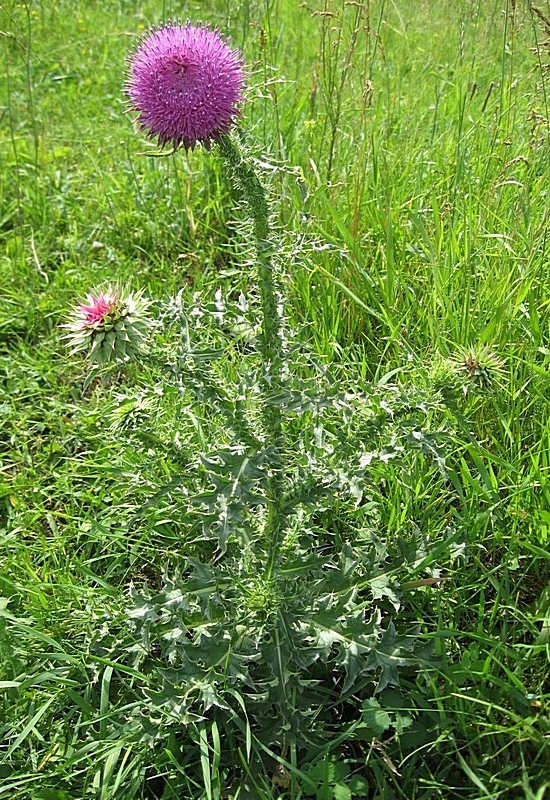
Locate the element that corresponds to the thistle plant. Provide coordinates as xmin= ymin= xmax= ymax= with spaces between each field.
xmin=105 ymin=20 xmax=452 ymax=794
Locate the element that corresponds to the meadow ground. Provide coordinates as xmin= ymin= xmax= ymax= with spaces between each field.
xmin=1 ymin=0 xmax=550 ymax=798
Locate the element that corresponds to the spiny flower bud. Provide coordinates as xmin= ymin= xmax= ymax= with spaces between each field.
xmin=451 ymin=345 xmax=505 ymax=393
xmin=62 ymin=284 xmax=152 ymax=365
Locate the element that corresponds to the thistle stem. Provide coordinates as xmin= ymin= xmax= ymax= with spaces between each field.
xmin=218 ymin=134 xmax=285 ymax=578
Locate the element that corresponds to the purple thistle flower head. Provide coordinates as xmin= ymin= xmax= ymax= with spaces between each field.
xmin=126 ymin=22 xmax=245 ymax=151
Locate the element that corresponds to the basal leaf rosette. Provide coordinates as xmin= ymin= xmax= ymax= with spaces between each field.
xmin=125 ymin=22 xmax=245 ymax=151
xmin=62 ymin=284 xmax=152 ymax=365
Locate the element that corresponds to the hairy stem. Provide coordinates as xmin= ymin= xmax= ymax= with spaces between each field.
xmin=218 ymin=134 xmax=285 ymax=578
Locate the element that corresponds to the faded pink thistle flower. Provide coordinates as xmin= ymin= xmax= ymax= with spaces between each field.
xmin=125 ymin=22 xmax=245 ymax=151
xmin=75 ymin=290 xmax=120 ymax=330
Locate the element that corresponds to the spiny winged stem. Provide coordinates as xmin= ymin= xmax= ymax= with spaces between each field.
xmin=218 ymin=134 xmax=285 ymax=578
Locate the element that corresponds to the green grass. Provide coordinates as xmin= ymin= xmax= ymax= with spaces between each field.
xmin=1 ymin=0 xmax=550 ymax=798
